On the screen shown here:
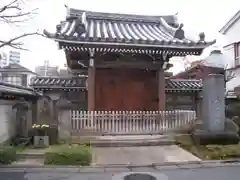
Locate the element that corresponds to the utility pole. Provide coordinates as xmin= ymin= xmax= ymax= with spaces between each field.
xmin=44 ymin=60 xmax=49 ymax=77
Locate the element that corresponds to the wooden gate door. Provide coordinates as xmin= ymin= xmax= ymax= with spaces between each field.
xmin=95 ymin=68 xmax=158 ymax=111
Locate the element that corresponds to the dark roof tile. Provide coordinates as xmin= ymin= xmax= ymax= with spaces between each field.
xmin=44 ymin=8 xmax=215 ymax=51
xmin=30 ymin=76 xmax=87 ymax=89
xmin=165 ymin=79 xmax=202 ymax=91
xmin=31 ymin=76 xmax=201 ymax=91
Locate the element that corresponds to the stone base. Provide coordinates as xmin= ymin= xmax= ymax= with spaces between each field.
xmin=34 ymin=136 xmax=49 ymax=148
xmin=192 ymin=130 xmax=239 ymax=145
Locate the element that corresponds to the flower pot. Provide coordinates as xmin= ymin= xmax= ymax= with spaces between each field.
xmin=33 ymin=136 xmax=49 ymax=148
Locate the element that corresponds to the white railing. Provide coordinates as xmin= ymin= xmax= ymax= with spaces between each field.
xmin=71 ymin=110 xmax=196 ymax=135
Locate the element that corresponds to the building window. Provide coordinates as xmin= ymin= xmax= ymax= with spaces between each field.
xmin=234 ymin=42 xmax=240 ymax=66
xmin=3 ymin=75 xmax=22 ymax=86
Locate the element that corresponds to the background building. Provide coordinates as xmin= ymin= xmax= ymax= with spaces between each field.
xmin=35 ymin=60 xmax=59 ymax=76
xmin=0 ymin=63 xmax=37 ymax=87
xmin=219 ymin=9 xmax=240 ymax=92
xmin=9 ymin=51 xmax=20 ymax=64
xmin=0 ymin=52 xmax=8 ymax=67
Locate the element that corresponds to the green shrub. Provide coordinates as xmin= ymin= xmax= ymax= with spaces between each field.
xmin=175 ymin=135 xmax=240 ymax=160
xmin=44 ymin=145 xmax=92 ymax=166
xmin=0 ymin=146 xmax=17 ymax=164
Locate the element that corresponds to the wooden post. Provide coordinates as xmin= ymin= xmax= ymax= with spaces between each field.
xmin=88 ymin=49 xmax=95 ymax=110
xmin=158 ymin=68 xmax=165 ymax=111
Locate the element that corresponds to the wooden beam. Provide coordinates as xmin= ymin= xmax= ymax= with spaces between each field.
xmin=95 ymin=61 xmax=163 ymax=70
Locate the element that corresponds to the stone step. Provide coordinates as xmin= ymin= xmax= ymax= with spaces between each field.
xmin=71 ymin=135 xmax=175 ymax=147
xmin=12 ymin=158 xmax=44 ymax=166
xmin=17 ymin=150 xmax=45 ymax=159
xmin=90 ymin=139 xmax=175 ymax=147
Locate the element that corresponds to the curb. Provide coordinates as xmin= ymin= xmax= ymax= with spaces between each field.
xmin=0 ymin=160 xmax=240 ymax=173
xmin=90 ymin=140 xmax=175 ymax=147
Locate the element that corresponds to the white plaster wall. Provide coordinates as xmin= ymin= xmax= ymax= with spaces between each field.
xmin=222 ymin=19 xmax=240 ymax=68
xmin=0 ymin=101 xmax=17 ymax=144
xmin=223 ymin=44 xmax=235 ymax=68
xmin=224 ymin=20 xmax=240 ymax=46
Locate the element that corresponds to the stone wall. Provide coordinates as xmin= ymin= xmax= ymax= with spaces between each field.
xmin=0 ymin=100 xmax=17 ymax=143
xmin=166 ymin=92 xmax=198 ymax=111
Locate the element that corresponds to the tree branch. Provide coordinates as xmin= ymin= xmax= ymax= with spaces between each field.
xmin=0 ymin=0 xmax=42 ymax=50
xmin=0 ymin=32 xmax=46 ymax=50
xmin=0 ymin=0 xmax=19 ymax=14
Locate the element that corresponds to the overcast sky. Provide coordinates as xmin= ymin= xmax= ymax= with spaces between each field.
xmin=0 ymin=0 xmax=239 ymax=72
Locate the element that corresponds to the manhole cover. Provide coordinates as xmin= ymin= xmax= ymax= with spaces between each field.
xmin=124 ymin=173 xmax=156 ymax=180
xmin=112 ymin=172 xmax=168 ymax=180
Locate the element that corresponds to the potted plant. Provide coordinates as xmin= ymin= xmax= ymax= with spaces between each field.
xmin=32 ymin=124 xmax=50 ymax=148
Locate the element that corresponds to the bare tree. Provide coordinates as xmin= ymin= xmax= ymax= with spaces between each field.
xmin=0 ymin=0 xmax=44 ymax=50
xmin=225 ymin=64 xmax=235 ymax=83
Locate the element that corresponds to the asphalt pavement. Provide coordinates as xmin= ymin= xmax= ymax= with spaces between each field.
xmin=1 ymin=163 xmax=240 ymax=180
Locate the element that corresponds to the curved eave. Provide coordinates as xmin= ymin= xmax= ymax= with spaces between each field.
xmin=43 ymin=31 xmax=215 ymax=51
xmin=53 ymin=37 xmax=215 ymax=50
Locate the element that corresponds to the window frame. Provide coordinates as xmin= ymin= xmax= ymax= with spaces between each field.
xmin=234 ymin=42 xmax=240 ymax=66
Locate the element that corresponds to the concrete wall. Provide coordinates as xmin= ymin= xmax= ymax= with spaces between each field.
xmin=0 ymin=100 xmax=17 ymax=144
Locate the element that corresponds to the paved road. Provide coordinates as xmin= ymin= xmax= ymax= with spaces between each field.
xmin=1 ymin=164 xmax=240 ymax=180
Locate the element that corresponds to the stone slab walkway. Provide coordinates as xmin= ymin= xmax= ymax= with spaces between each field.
xmin=92 ymin=145 xmax=201 ymax=165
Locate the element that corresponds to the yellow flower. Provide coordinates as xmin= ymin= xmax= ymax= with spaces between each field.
xmin=41 ymin=124 xmax=49 ymax=128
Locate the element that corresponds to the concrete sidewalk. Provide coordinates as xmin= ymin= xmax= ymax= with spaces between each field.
xmin=92 ymin=145 xmax=201 ymax=165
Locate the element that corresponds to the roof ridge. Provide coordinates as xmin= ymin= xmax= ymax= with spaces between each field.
xmin=68 ymin=8 xmax=176 ymax=24
xmin=35 ymin=76 xmax=87 ymax=79
xmin=219 ymin=9 xmax=240 ymax=34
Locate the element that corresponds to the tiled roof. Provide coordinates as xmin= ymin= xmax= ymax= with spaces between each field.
xmin=0 ymin=81 xmax=39 ymax=96
xmin=0 ymin=63 xmax=37 ymax=74
xmin=165 ymin=79 xmax=202 ymax=91
xmin=44 ymin=8 xmax=215 ymax=54
xmin=30 ymin=76 xmax=87 ymax=90
xmin=31 ymin=76 xmax=201 ymax=92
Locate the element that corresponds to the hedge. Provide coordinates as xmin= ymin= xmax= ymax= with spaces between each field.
xmin=0 ymin=146 xmax=17 ymax=164
xmin=44 ymin=145 xmax=92 ymax=166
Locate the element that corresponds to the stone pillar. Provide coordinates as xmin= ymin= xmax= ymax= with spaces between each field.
xmin=157 ymin=68 xmax=165 ymax=110
xmin=88 ymin=49 xmax=95 ymax=110
xmin=202 ymin=74 xmax=225 ymax=132
xmin=58 ymin=110 xmax=71 ymax=141
xmin=47 ymin=93 xmax=61 ymax=127
xmin=193 ymin=50 xmax=239 ymax=145
xmin=196 ymin=98 xmax=202 ymax=121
